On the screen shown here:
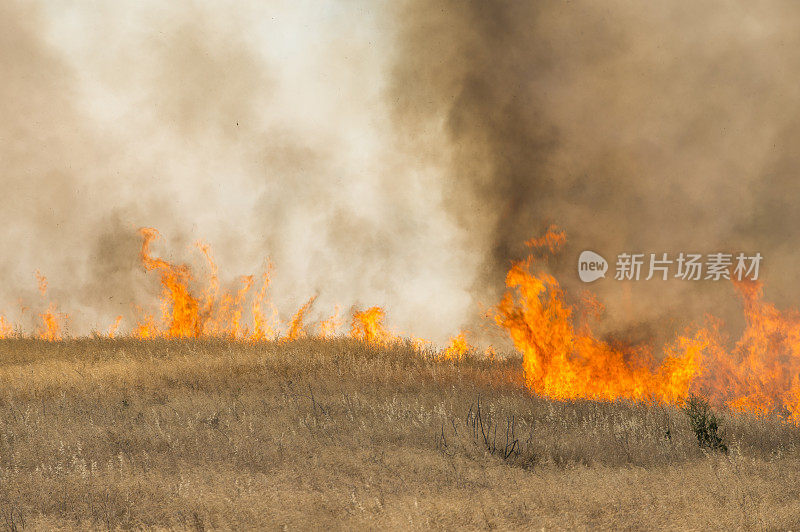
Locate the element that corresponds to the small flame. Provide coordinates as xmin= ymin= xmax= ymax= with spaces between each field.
xmin=286 ymin=296 xmax=317 ymax=341
xmin=319 ymin=306 xmax=342 ymax=338
xmin=441 ymin=331 xmax=470 ymax=360
xmin=34 ymin=272 xmax=64 ymax=341
xmin=250 ymin=269 xmax=279 ymax=341
xmin=526 ymin=224 xmax=566 ymax=253
xmin=0 ymin=315 xmax=14 ymax=339
xmin=350 ymin=306 xmax=393 ymax=345
xmin=35 ymin=270 xmax=48 ymax=297
xmin=108 ymin=315 xmax=123 ymax=338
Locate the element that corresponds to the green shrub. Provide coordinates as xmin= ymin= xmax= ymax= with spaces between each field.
xmin=683 ymin=394 xmax=728 ymax=453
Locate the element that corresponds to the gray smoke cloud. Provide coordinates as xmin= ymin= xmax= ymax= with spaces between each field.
xmin=3 ymin=0 xmax=800 ymax=346
xmin=390 ymin=0 xmax=800 ymax=345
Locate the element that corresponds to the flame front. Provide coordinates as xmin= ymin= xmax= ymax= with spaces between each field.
xmin=495 ymin=256 xmax=701 ymax=402
xmin=693 ymin=281 xmax=800 ymax=420
xmin=493 ymin=227 xmax=800 ymax=420
xmin=3 ymin=225 xmax=800 ymax=423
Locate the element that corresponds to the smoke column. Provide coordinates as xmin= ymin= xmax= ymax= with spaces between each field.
xmin=391 ymin=0 xmax=800 ymax=344
xmin=3 ymin=1 xmax=800 ymax=345
xmin=2 ymin=1 xmax=477 ymax=341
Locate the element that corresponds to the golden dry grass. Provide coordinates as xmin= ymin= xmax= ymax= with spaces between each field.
xmin=0 ymin=337 xmax=798 ymax=530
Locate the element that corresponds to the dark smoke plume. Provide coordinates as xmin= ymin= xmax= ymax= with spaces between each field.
xmin=391 ymin=0 xmax=800 ymax=343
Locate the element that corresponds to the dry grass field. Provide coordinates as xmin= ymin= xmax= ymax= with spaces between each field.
xmin=0 ymin=337 xmax=798 ymax=530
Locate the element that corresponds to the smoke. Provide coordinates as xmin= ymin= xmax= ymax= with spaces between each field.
xmin=4 ymin=0 xmax=800 ymax=345
xmin=390 ymin=0 xmax=800 ymax=343
xmin=1 ymin=1 xmax=476 ymax=340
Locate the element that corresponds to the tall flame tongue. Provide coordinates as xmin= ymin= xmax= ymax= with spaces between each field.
xmin=108 ymin=315 xmax=123 ymax=338
xmin=139 ymin=227 xmax=201 ymax=338
xmin=695 ymin=281 xmax=800 ymax=420
xmin=496 ymin=227 xmax=800 ymax=421
xmin=495 ymin=254 xmax=701 ymax=402
xmin=286 ymin=295 xmax=317 ymax=341
xmin=250 ymin=269 xmax=279 ymax=341
xmin=350 ymin=306 xmax=393 ymax=345
xmin=35 ymin=271 xmax=64 ymax=341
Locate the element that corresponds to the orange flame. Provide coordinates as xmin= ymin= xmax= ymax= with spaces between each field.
xmin=286 ymin=296 xmax=317 ymax=341
xmin=495 ymin=227 xmax=800 ymax=422
xmin=35 ymin=270 xmax=48 ymax=297
xmin=37 ymin=307 xmax=62 ymax=341
xmin=319 ymin=306 xmax=342 ymax=338
xmin=441 ymin=331 xmax=470 ymax=360
xmin=350 ymin=306 xmax=394 ymax=345
xmin=108 ymin=315 xmax=123 ymax=338
xmin=34 ymin=272 xmax=64 ymax=341
xmin=495 ymin=256 xmax=701 ymax=402
xmin=693 ymin=281 xmax=800 ymax=420
xmin=135 ymin=312 xmax=159 ymax=339
xmin=4 ymin=224 xmax=800 ymax=423
xmin=250 ymin=269 xmax=279 ymax=341
xmin=526 ymin=224 xmax=566 ymax=253
xmin=0 ymin=315 xmax=14 ymax=339
xmin=139 ymin=228 xmax=201 ymax=338
xmin=138 ymin=229 xmax=265 ymax=340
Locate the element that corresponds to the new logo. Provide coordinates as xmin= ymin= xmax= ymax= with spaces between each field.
xmin=578 ymin=250 xmax=608 ymax=282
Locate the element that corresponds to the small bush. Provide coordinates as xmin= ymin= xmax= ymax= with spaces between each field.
xmin=683 ymin=394 xmax=728 ymax=453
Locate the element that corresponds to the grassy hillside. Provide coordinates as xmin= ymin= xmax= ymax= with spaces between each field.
xmin=0 ymin=338 xmax=798 ymax=530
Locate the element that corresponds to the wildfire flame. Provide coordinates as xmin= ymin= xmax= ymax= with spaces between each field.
xmin=495 ymin=256 xmax=700 ymax=402
xmin=35 ymin=271 xmax=63 ymax=341
xmin=286 ymin=296 xmax=317 ymax=341
xmin=135 ymin=228 xmax=411 ymax=347
xmin=350 ymin=306 xmax=394 ymax=345
xmin=695 ymin=281 xmax=800 ymax=421
xmin=0 ymin=315 xmax=14 ymax=339
xmin=138 ymin=228 xmax=201 ymax=338
xmin=319 ymin=306 xmax=342 ymax=338
xmin=441 ymin=331 xmax=470 ymax=360
xmin=2 ymin=225 xmax=800 ymax=423
xmin=495 ymin=226 xmax=800 ymax=421
xmin=108 ymin=315 xmax=123 ymax=338
xmin=250 ymin=269 xmax=279 ymax=341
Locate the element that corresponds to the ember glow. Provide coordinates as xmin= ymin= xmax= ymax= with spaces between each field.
xmin=2 ymin=225 xmax=800 ymax=422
